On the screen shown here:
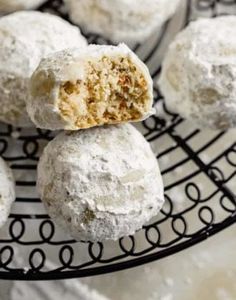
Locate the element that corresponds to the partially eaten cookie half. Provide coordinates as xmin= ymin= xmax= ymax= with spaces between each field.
xmin=28 ymin=44 xmax=154 ymax=130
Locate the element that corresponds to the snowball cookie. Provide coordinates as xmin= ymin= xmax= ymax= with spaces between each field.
xmin=64 ymin=0 xmax=181 ymax=42
xmin=37 ymin=124 xmax=164 ymax=241
xmin=159 ymin=16 xmax=236 ymax=130
xmin=0 ymin=11 xmax=87 ymax=127
xmin=28 ymin=44 xmax=154 ymax=130
xmin=0 ymin=157 xmax=15 ymax=228
xmin=0 ymin=0 xmax=46 ymax=14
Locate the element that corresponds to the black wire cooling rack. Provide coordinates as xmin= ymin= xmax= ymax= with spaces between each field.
xmin=0 ymin=0 xmax=235 ymax=280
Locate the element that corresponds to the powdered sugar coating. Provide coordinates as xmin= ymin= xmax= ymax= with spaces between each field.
xmin=64 ymin=0 xmax=181 ymax=42
xmin=0 ymin=157 xmax=15 ymax=228
xmin=0 ymin=11 xmax=87 ymax=127
xmin=37 ymin=124 xmax=164 ymax=242
xmin=0 ymin=0 xmax=46 ymax=13
xmin=159 ymin=16 xmax=236 ymax=130
xmin=28 ymin=44 xmax=154 ymax=130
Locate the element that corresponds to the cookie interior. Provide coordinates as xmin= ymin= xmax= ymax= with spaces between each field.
xmin=58 ymin=56 xmax=150 ymax=129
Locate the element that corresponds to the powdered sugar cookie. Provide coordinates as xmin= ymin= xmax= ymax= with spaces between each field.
xmin=0 ymin=157 xmax=15 ymax=228
xmin=0 ymin=0 xmax=46 ymax=14
xmin=37 ymin=124 xmax=164 ymax=242
xmin=64 ymin=0 xmax=181 ymax=42
xmin=159 ymin=16 xmax=236 ymax=130
xmin=28 ymin=44 xmax=154 ymax=130
xmin=0 ymin=11 xmax=87 ymax=127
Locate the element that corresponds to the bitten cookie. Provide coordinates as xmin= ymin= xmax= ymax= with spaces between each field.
xmin=0 ymin=157 xmax=15 ymax=228
xmin=28 ymin=44 xmax=154 ymax=130
xmin=64 ymin=0 xmax=181 ymax=42
xmin=159 ymin=16 xmax=236 ymax=130
xmin=0 ymin=0 xmax=46 ymax=13
xmin=0 ymin=11 xmax=87 ymax=127
xmin=37 ymin=124 xmax=164 ymax=242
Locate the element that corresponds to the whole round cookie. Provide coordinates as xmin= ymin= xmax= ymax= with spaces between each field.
xmin=64 ymin=0 xmax=181 ymax=42
xmin=159 ymin=16 xmax=236 ymax=130
xmin=37 ymin=124 xmax=164 ymax=242
xmin=0 ymin=11 xmax=87 ymax=127
xmin=0 ymin=157 xmax=15 ymax=228
xmin=0 ymin=0 xmax=46 ymax=14
xmin=28 ymin=44 xmax=154 ymax=130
